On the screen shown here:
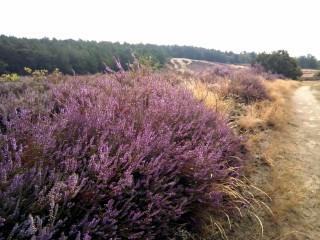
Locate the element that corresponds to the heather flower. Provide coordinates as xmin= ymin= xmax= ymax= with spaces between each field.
xmin=227 ymin=71 xmax=270 ymax=103
xmin=0 ymin=72 xmax=247 ymax=239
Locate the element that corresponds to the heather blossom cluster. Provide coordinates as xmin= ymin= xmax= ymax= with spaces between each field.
xmin=198 ymin=65 xmax=272 ymax=104
xmin=0 ymin=70 xmax=247 ymax=239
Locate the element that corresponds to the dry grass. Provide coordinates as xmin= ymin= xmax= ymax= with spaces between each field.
xmin=228 ymin=79 xmax=303 ymax=238
xmin=196 ymin=177 xmax=272 ymax=240
xmin=237 ymin=116 xmax=265 ymax=132
xmin=264 ymin=79 xmax=300 ymax=100
xmin=310 ymin=81 xmax=320 ymax=100
xmin=266 ymin=134 xmax=308 ymax=239
xmin=184 ymin=77 xmax=302 ymax=239
xmin=233 ymin=79 xmax=299 ymax=155
xmin=271 ymin=165 xmax=307 ymax=218
xmin=186 ymin=80 xmax=235 ymax=116
xmin=177 ymin=62 xmax=303 ymax=239
xmin=186 ymin=78 xmax=300 ymax=160
xmin=248 ymin=79 xmax=299 ymax=130
xmin=256 ymin=80 xmax=310 ymax=239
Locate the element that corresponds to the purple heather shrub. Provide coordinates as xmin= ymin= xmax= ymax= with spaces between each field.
xmin=197 ymin=65 xmax=232 ymax=84
xmin=251 ymin=63 xmax=285 ymax=80
xmin=0 ymin=72 xmax=247 ymax=239
xmin=200 ymin=66 xmax=271 ymax=104
xmin=227 ymin=70 xmax=270 ymax=104
xmin=211 ymin=65 xmax=231 ymax=77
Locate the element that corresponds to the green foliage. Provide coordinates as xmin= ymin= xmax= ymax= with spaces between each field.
xmin=255 ymin=50 xmax=302 ymax=80
xmin=0 ymin=60 xmax=8 ymax=73
xmin=32 ymin=69 xmax=48 ymax=79
xmin=52 ymin=68 xmax=63 ymax=76
xmin=138 ymin=55 xmax=161 ymax=70
xmin=314 ymin=71 xmax=320 ymax=77
xmin=0 ymin=73 xmax=20 ymax=82
xmin=297 ymin=54 xmax=319 ymax=69
xmin=0 ymin=35 xmax=257 ymax=75
xmin=24 ymin=67 xmax=32 ymax=74
xmin=24 ymin=67 xmax=48 ymax=80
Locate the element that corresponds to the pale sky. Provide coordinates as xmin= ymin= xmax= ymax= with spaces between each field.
xmin=1 ymin=0 xmax=319 ymax=59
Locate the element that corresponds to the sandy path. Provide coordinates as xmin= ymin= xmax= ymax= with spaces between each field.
xmin=169 ymin=58 xmax=192 ymax=73
xmin=278 ymin=84 xmax=320 ymax=239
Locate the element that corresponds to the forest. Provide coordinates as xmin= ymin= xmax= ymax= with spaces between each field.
xmin=0 ymin=35 xmax=256 ymax=74
xmin=1 ymin=35 xmax=319 ymax=76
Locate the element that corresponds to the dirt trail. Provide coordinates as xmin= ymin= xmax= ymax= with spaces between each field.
xmin=276 ymin=83 xmax=320 ymax=239
xmin=169 ymin=58 xmax=192 ymax=73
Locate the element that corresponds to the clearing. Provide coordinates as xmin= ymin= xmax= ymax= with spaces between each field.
xmin=168 ymin=58 xmax=248 ymax=73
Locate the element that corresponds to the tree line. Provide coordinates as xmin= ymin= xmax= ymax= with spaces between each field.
xmin=0 ymin=35 xmax=257 ymax=75
xmin=296 ymin=54 xmax=320 ymax=69
xmin=0 ymin=35 xmax=319 ymax=76
xmin=254 ymin=50 xmax=303 ymax=79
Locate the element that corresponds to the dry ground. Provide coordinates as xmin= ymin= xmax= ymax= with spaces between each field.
xmin=228 ymin=81 xmax=320 ymax=240
xmin=271 ymin=82 xmax=320 ymax=239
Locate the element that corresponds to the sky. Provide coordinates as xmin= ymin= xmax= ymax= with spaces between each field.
xmin=1 ymin=0 xmax=319 ymax=59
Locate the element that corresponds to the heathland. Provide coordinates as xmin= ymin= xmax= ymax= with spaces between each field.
xmin=0 ymin=53 xmax=320 ymax=239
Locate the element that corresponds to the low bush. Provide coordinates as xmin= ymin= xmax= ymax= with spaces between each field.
xmin=255 ymin=50 xmax=302 ymax=80
xmin=251 ymin=64 xmax=285 ymax=80
xmin=196 ymin=65 xmax=272 ymax=105
xmin=0 ymin=73 xmax=247 ymax=239
xmin=226 ymin=71 xmax=271 ymax=104
xmin=0 ymin=73 xmax=21 ymax=82
xmin=211 ymin=65 xmax=231 ymax=77
xmin=314 ymin=71 xmax=320 ymax=77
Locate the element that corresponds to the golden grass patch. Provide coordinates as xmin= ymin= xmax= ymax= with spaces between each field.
xmin=237 ymin=116 xmax=265 ymax=131
xmin=184 ymin=73 xmax=303 ymax=239
xmin=263 ymin=79 xmax=299 ymax=101
xmin=261 ymin=79 xmax=300 ymax=129
xmin=186 ymin=81 xmax=235 ymax=116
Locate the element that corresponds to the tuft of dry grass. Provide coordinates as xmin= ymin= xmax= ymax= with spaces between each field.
xmin=264 ymin=79 xmax=300 ymax=101
xmin=233 ymin=79 xmax=298 ymax=155
xmin=237 ymin=115 xmax=265 ymax=132
xmin=185 ymin=80 xmax=235 ymax=116
xmin=244 ymin=79 xmax=300 ymax=131
xmin=196 ymin=177 xmax=272 ymax=240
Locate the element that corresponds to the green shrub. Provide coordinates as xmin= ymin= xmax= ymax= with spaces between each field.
xmin=314 ymin=71 xmax=320 ymax=77
xmin=24 ymin=67 xmax=49 ymax=80
xmin=255 ymin=50 xmax=302 ymax=80
xmin=138 ymin=55 xmax=161 ymax=71
xmin=0 ymin=73 xmax=20 ymax=82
